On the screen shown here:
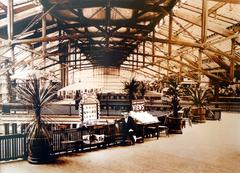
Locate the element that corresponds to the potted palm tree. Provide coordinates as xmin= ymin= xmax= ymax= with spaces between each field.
xmin=138 ymin=81 xmax=148 ymax=99
xmin=183 ymin=86 xmax=213 ymax=123
xmin=163 ymin=76 xmax=182 ymax=134
xmin=123 ymin=78 xmax=140 ymax=111
xmin=16 ymin=75 xmax=57 ymax=164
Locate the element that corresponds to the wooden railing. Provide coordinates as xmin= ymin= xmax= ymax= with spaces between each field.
xmin=50 ymin=128 xmax=84 ymax=154
xmin=0 ymin=122 xmax=146 ymax=162
xmin=0 ymin=134 xmax=27 ymax=162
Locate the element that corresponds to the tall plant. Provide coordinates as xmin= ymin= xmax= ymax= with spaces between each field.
xmin=123 ymin=78 xmax=140 ymax=111
xmin=16 ymin=75 xmax=57 ymax=163
xmin=138 ymin=81 xmax=147 ymax=99
xmin=183 ymin=86 xmax=213 ymax=108
xmin=163 ymin=76 xmax=181 ymax=118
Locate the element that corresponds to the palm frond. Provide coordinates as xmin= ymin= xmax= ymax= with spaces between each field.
xmin=123 ymin=77 xmax=140 ymax=100
xmin=16 ymin=75 xmax=57 ymax=118
xmin=183 ymin=86 xmax=213 ymax=107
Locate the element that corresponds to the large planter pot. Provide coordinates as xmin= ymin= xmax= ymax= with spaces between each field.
xmin=28 ymin=136 xmax=51 ymax=164
xmin=198 ymin=107 xmax=206 ymax=123
xmin=191 ymin=107 xmax=206 ymax=123
xmin=167 ymin=117 xmax=183 ymax=134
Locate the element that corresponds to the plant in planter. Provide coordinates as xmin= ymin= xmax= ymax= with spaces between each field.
xmin=138 ymin=81 xmax=148 ymax=99
xmin=16 ymin=75 xmax=57 ymax=164
xmin=123 ymin=78 xmax=140 ymax=111
xmin=163 ymin=76 xmax=183 ymax=134
xmin=183 ymin=85 xmax=213 ymax=123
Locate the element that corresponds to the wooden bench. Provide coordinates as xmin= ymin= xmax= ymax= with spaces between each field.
xmin=158 ymin=125 xmax=169 ymax=137
xmin=61 ymin=139 xmax=83 ymax=153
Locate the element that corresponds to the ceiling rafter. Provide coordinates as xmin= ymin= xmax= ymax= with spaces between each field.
xmin=0 ymin=2 xmax=7 ymax=11
xmin=0 ymin=6 xmax=42 ymax=29
xmin=174 ymin=2 xmax=228 ymax=36
xmin=173 ymin=9 xmax=234 ymax=37
xmin=1 ymin=0 xmax=239 ymax=84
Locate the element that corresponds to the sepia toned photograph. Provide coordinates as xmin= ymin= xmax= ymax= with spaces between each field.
xmin=0 ymin=0 xmax=240 ymax=172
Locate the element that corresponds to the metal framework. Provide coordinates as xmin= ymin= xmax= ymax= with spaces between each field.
xmin=0 ymin=0 xmax=239 ymax=84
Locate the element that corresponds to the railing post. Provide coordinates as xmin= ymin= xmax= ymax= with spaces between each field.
xmin=4 ymin=123 xmax=9 ymax=135
xmin=23 ymin=134 xmax=28 ymax=160
xmin=12 ymin=123 xmax=17 ymax=134
xmin=0 ymin=137 xmax=2 ymax=160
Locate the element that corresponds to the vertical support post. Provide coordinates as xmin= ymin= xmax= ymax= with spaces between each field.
xmin=168 ymin=11 xmax=173 ymax=76
xmin=80 ymin=53 xmax=82 ymax=70
xmin=198 ymin=50 xmax=203 ymax=83
xmin=97 ymin=103 xmax=99 ymax=119
xmin=106 ymin=0 xmax=110 ymax=47
xmin=59 ymin=27 xmax=64 ymax=87
xmin=64 ymin=41 xmax=70 ymax=86
xmin=201 ymin=0 xmax=208 ymax=44
xmin=23 ymin=134 xmax=27 ymax=160
xmin=152 ymin=30 xmax=155 ymax=64
xmin=75 ymin=41 xmax=77 ymax=69
xmin=42 ymin=10 xmax=47 ymax=70
xmin=5 ymin=0 xmax=14 ymax=103
xmin=7 ymin=0 xmax=13 ymax=43
xmin=81 ymin=104 xmax=84 ymax=122
xmin=21 ymin=124 xmax=26 ymax=133
xmin=230 ymin=39 xmax=236 ymax=82
xmin=107 ymin=93 xmax=109 ymax=116
xmin=199 ymin=0 xmax=208 ymax=83
xmin=8 ymin=0 xmax=14 ymax=60
xmin=137 ymin=46 xmax=139 ymax=68
xmin=143 ymin=41 xmax=145 ymax=67
xmin=179 ymin=56 xmax=183 ymax=82
xmin=12 ymin=123 xmax=17 ymax=134
xmin=69 ymin=102 xmax=72 ymax=116
xmin=4 ymin=123 xmax=9 ymax=135
xmin=132 ymin=54 xmax=134 ymax=71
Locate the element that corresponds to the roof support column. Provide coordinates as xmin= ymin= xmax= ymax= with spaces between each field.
xmin=179 ymin=56 xmax=183 ymax=82
xmin=143 ymin=41 xmax=145 ymax=67
xmin=66 ymin=41 xmax=70 ymax=85
xmin=4 ymin=0 xmax=14 ymax=103
xmin=7 ymin=0 xmax=15 ymax=68
xmin=74 ymin=41 xmax=77 ymax=69
xmin=199 ymin=0 xmax=208 ymax=83
xmin=80 ymin=53 xmax=82 ymax=70
xmin=7 ymin=0 xmax=13 ymax=43
xmin=132 ymin=54 xmax=134 ymax=71
xmin=168 ymin=11 xmax=173 ymax=76
xmin=42 ymin=10 xmax=47 ymax=70
xmin=198 ymin=50 xmax=203 ymax=83
xmin=59 ymin=29 xmax=69 ymax=87
xmin=201 ymin=0 xmax=208 ymax=43
xmin=230 ymin=39 xmax=236 ymax=81
xmin=137 ymin=46 xmax=139 ymax=68
xmin=152 ymin=30 xmax=155 ymax=64
xmin=106 ymin=0 xmax=110 ymax=47
xmin=30 ymin=45 xmax=34 ymax=68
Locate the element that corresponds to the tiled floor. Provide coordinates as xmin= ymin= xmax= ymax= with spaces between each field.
xmin=1 ymin=112 xmax=240 ymax=173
